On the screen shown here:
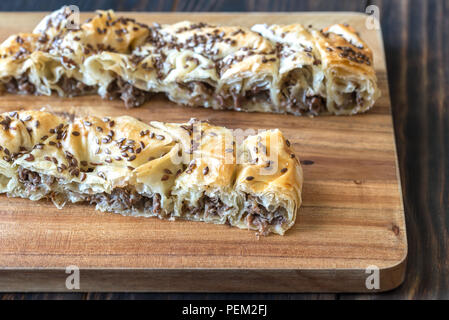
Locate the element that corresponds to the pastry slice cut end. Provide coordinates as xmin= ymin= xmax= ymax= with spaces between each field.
xmin=234 ymin=129 xmax=303 ymax=235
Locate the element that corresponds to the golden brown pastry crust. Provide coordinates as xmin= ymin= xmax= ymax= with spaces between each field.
xmin=0 ymin=110 xmax=303 ymax=235
xmin=0 ymin=7 xmax=380 ymax=115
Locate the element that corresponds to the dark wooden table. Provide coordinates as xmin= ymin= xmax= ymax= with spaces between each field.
xmin=0 ymin=0 xmax=447 ymax=300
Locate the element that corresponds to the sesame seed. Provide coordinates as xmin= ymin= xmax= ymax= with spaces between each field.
xmin=161 ymin=175 xmax=169 ymax=181
xmin=72 ymin=131 xmax=80 ymax=136
xmin=72 ymin=168 xmax=80 ymax=177
xmin=246 ymin=176 xmax=254 ymax=181
xmin=98 ymin=172 xmax=106 ymax=179
xmin=203 ymin=166 xmax=209 ymax=175
xmin=280 ymin=168 xmax=288 ymax=173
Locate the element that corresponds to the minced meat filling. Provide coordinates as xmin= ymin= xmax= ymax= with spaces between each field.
xmin=17 ymin=168 xmax=227 ymax=219
xmin=17 ymin=168 xmax=286 ymax=233
xmin=282 ymin=87 xmax=325 ymax=116
xmin=181 ymin=195 xmax=231 ymax=219
xmin=2 ymin=74 xmax=277 ymax=111
xmin=177 ymin=81 xmax=217 ymax=107
xmin=105 ymin=78 xmax=153 ymax=108
xmin=181 ymin=195 xmax=231 ymax=220
xmin=178 ymin=81 xmax=272 ymax=109
xmin=86 ymin=188 xmax=161 ymax=214
xmin=203 ymin=196 xmax=229 ymax=218
xmin=283 ymin=90 xmax=326 ymax=115
xmin=335 ymin=91 xmax=358 ymax=110
xmin=244 ymin=87 xmax=270 ymax=103
xmin=179 ymin=81 xmax=215 ymax=97
xmin=16 ymin=167 xmax=161 ymax=214
xmin=2 ymin=75 xmax=36 ymax=95
xmin=57 ymin=76 xmax=95 ymax=97
xmin=244 ymin=195 xmax=287 ymax=235
xmin=1 ymin=75 xmax=94 ymax=97
xmin=1 ymin=75 xmax=152 ymax=109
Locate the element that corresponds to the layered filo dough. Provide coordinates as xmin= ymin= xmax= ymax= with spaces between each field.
xmin=0 ymin=7 xmax=380 ymax=115
xmin=0 ymin=110 xmax=303 ymax=235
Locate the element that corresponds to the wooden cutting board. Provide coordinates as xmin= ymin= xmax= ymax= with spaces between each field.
xmin=0 ymin=12 xmax=406 ymax=292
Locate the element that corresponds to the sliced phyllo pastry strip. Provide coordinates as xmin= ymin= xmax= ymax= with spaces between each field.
xmin=0 ymin=7 xmax=380 ymax=115
xmin=0 ymin=110 xmax=303 ymax=235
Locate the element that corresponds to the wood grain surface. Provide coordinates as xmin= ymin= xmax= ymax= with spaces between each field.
xmin=0 ymin=0 xmax=447 ymax=299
